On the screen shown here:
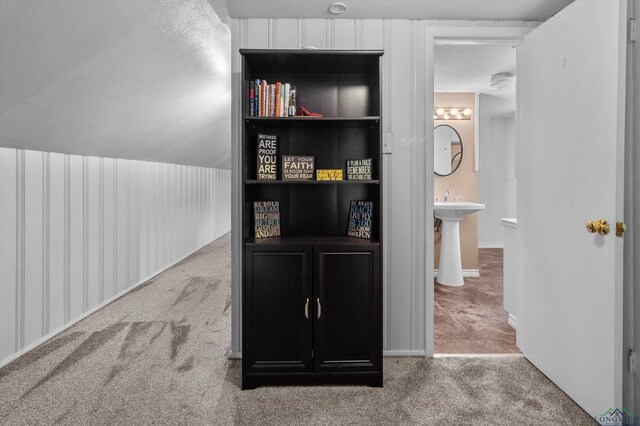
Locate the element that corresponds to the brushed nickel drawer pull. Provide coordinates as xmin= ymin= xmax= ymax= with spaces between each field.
xmin=317 ymin=298 xmax=321 ymax=319
xmin=304 ymin=298 xmax=309 ymax=319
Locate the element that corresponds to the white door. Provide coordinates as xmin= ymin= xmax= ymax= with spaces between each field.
xmin=517 ymin=0 xmax=627 ymax=417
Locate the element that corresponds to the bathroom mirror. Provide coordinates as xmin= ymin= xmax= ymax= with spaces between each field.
xmin=434 ymin=124 xmax=463 ymax=176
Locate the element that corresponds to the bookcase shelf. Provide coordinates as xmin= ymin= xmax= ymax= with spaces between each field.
xmin=246 ymin=236 xmax=380 ymax=246
xmin=240 ymin=49 xmax=383 ymax=390
xmin=244 ymin=116 xmax=381 ymax=121
xmin=245 ymin=179 xmax=380 ymax=185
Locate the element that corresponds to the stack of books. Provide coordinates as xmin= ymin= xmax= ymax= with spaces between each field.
xmin=249 ymin=80 xmax=295 ymax=117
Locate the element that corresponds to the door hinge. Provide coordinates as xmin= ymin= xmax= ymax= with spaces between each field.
xmin=630 ymin=18 xmax=637 ymax=43
xmin=629 ymin=349 xmax=636 ymax=373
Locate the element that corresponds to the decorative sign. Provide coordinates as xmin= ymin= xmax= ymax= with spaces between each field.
xmin=316 ymin=169 xmax=343 ymax=181
xmin=257 ymin=134 xmax=278 ymax=180
xmin=346 ymin=159 xmax=373 ymax=180
xmin=254 ymin=201 xmax=281 ymax=238
xmin=347 ymin=201 xmax=373 ymax=239
xmin=282 ymin=155 xmax=315 ymax=180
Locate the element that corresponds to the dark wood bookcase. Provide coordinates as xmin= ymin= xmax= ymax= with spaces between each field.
xmin=240 ymin=49 xmax=383 ymax=389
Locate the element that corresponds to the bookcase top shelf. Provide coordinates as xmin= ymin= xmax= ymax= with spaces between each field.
xmin=245 ymin=180 xmax=380 ymax=185
xmin=241 ymin=49 xmax=383 ymax=75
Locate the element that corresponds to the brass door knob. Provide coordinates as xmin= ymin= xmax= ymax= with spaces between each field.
xmin=616 ymin=222 xmax=627 ymax=237
xmin=586 ymin=220 xmax=601 ymax=233
xmin=586 ymin=219 xmax=610 ymax=235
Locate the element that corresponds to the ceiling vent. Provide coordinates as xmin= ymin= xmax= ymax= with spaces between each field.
xmin=489 ymin=72 xmax=515 ymax=91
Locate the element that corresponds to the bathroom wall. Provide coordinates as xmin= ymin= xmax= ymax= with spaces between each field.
xmin=478 ymin=94 xmax=517 ymax=247
xmin=434 ymin=92 xmax=478 ymax=271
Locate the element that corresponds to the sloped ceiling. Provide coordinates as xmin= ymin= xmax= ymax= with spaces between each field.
xmin=227 ymin=0 xmax=573 ymax=20
xmin=0 ymin=0 xmax=231 ymax=169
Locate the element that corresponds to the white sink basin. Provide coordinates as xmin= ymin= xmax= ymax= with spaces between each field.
xmin=434 ymin=201 xmax=485 ymax=286
xmin=434 ymin=202 xmax=485 ymax=220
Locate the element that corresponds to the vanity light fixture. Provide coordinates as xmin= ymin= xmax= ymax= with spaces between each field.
xmin=433 ymin=106 xmax=472 ymax=120
xmin=328 ymin=2 xmax=347 ymax=14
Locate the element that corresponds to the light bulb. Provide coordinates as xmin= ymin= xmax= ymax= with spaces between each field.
xmin=433 ymin=115 xmax=437 ymax=119
xmin=457 ymin=114 xmax=462 ymax=119
xmin=463 ymin=107 xmax=472 ymax=116
xmin=443 ymin=113 xmax=450 ymax=120
xmin=436 ymin=108 xmax=445 ymax=116
xmin=449 ymin=108 xmax=459 ymax=116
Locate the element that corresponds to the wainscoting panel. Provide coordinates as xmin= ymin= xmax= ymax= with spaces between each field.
xmin=0 ymin=147 xmax=231 ymax=365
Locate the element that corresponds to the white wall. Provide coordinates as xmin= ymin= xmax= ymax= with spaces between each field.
xmin=229 ymin=19 xmax=537 ymax=356
xmin=478 ymin=94 xmax=516 ymax=247
xmin=0 ymin=147 xmax=231 ymax=366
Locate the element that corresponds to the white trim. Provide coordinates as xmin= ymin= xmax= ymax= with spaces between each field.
xmin=434 ymin=353 xmax=523 ymax=358
xmin=478 ymin=242 xmax=504 ymax=249
xmin=0 ymin=240 xmax=214 ymax=370
xmin=435 ymin=38 xmax=523 ymax=47
xmin=227 ymin=351 xmax=242 ymax=360
xmin=384 ymin=350 xmax=428 ymax=357
xmin=433 ymin=268 xmax=479 ymax=278
xmin=475 ymin=92 xmax=480 ymax=171
xmin=426 ymin=25 xmax=535 ymax=360
xmin=508 ymin=314 xmax=518 ymax=330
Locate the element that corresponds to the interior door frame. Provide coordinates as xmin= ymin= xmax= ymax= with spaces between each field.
xmin=626 ymin=0 xmax=638 ymax=414
xmin=426 ymin=5 xmax=637 ymax=412
xmin=424 ymin=25 xmax=535 ymax=357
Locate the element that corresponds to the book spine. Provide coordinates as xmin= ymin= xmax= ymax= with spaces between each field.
xmin=270 ymin=84 xmax=276 ymax=117
xmin=249 ymin=84 xmax=255 ymax=117
xmin=275 ymin=82 xmax=282 ymax=118
xmin=261 ymin=80 xmax=267 ymax=117
xmin=280 ymin=84 xmax=285 ymax=117
xmin=284 ymin=83 xmax=290 ymax=117
xmin=255 ymin=80 xmax=260 ymax=117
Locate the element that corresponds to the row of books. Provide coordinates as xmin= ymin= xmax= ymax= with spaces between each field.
xmin=254 ymin=200 xmax=373 ymax=239
xmin=249 ymin=80 xmax=296 ymax=117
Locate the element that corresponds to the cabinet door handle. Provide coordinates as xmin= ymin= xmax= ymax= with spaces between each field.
xmin=317 ymin=298 xmax=321 ymax=319
xmin=304 ymin=298 xmax=309 ymax=319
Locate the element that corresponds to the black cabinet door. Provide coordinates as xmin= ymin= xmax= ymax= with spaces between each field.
xmin=243 ymin=245 xmax=313 ymax=374
xmin=313 ymin=244 xmax=381 ymax=372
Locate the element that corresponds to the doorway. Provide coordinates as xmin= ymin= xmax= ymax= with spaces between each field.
xmin=432 ymin=43 xmax=519 ymax=354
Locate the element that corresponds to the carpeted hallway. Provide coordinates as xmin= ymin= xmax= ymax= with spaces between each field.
xmin=0 ymin=234 xmax=592 ymax=425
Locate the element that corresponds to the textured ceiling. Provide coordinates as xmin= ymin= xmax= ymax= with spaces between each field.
xmin=0 ymin=0 xmax=231 ymax=169
xmin=227 ymin=0 xmax=573 ymax=20
xmin=435 ymin=44 xmax=516 ymax=113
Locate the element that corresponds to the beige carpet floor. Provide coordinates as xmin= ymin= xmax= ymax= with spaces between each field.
xmin=0 ymin=233 xmax=592 ymax=425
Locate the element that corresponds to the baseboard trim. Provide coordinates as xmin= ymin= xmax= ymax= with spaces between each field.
xmin=508 ymin=314 xmax=518 ymax=330
xmin=433 ymin=269 xmax=480 ymax=278
xmin=226 ymin=349 xmax=429 ymax=359
xmin=478 ymin=242 xmax=504 ymax=249
xmin=434 ymin=353 xmax=522 ymax=358
xmin=383 ymin=350 xmax=427 ymax=357
xmin=0 ymin=238 xmax=219 ymax=370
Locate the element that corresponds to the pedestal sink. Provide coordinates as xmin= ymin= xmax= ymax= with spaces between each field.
xmin=434 ymin=202 xmax=485 ymax=286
